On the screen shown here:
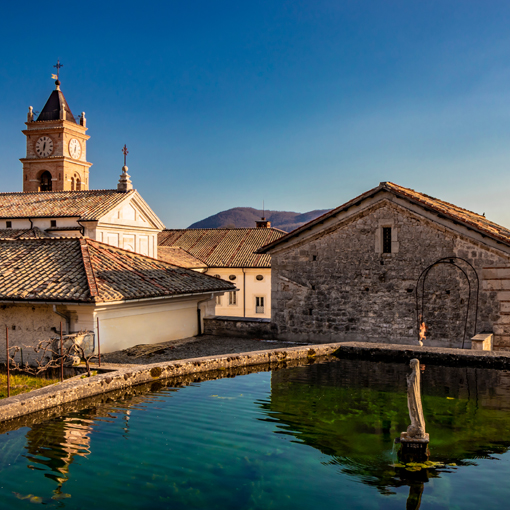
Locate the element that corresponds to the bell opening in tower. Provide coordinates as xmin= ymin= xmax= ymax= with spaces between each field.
xmin=39 ymin=171 xmax=53 ymax=192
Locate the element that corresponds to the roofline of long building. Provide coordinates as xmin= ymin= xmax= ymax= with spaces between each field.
xmin=257 ymin=182 xmax=510 ymax=253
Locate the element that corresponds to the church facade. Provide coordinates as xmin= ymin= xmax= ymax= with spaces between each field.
xmin=1 ymin=78 xmax=165 ymax=257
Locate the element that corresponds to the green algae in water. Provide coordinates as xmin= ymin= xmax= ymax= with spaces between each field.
xmin=1 ymin=359 xmax=510 ymax=509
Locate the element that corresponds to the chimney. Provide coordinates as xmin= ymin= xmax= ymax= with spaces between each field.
xmin=256 ymin=217 xmax=271 ymax=228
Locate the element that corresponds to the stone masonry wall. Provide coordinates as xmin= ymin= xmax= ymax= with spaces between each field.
xmin=271 ymin=201 xmax=510 ymax=349
xmin=204 ymin=316 xmax=275 ymax=339
xmin=0 ymin=303 xmax=69 ymax=365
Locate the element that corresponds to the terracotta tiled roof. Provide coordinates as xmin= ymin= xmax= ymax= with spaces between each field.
xmin=0 ymin=227 xmax=54 ymax=239
xmin=0 ymin=190 xmax=136 ymax=220
xmin=157 ymin=247 xmax=208 ymax=269
xmin=0 ymin=238 xmax=234 ymax=304
xmin=258 ymin=182 xmax=510 ymax=253
xmin=158 ymin=228 xmax=287 ymax=268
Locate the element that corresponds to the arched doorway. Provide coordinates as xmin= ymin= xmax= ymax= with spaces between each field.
xmin=415 ymin=257 xmax=479 ymax=348
xmin=39 ymin=171 xmax=52 ymax=191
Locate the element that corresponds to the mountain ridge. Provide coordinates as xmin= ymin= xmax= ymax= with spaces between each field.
xmin=188 ymin=207 xmax=331 ymax=232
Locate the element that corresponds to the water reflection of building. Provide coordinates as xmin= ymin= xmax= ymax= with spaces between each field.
xmin=22 ymin=388 xmax=159 ymax=497
xmin=266 ymin=359 xmax=510 ymax=496
xmin=25 ymin=416 xmax=94 ymax=491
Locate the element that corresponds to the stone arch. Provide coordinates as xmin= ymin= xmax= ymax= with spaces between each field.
xmin=416 ymin=257 xmax=479 ymax=348
xmin=71 ymin=173 xmax=81 ymax=191
xmin=38 ymin=170 xmax=52 ymax=192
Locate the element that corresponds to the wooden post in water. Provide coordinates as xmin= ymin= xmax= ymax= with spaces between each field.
xmin=6 ymin=325 xmax=10 ymax=398
xmin=97 ymin=317 xmax=101 ymax=367
xmin=60 ymin=322 xmax=64 ymax=383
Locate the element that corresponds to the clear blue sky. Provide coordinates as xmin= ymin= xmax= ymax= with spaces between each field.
xmin=1 ymin=1 xmax=510 ymax=228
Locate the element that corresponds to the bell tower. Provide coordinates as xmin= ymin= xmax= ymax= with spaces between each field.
xmin=20 ymin=71 xmax=92 ymax=192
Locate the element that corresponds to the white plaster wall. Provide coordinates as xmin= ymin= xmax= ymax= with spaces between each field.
xmin=95 ymin=227 xmax=158 ymax=257
xmin=69 ymin=296 xmax=218 ymax=353
xmin=207 ymin=268 xmax=271 ymax=318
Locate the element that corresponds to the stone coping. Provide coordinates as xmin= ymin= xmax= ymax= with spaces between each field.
xmin=0 ymin=343 xmax=337 ymax=425
xmin=2 ymin=340 xmax=510 ymax=426
xmin=333 ymin=341 xmax=510 ymax=368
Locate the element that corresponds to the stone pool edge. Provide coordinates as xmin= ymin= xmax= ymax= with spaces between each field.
xmin=0 ymin=343 xmax=336 ymax=423
xmin=2 ymin=340 xmax=510 ymax=424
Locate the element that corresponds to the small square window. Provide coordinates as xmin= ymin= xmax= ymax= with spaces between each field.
xmin=382 ymin=227 xmax=392 ymax=253
xmin=6 ymin=221 xmax=11 ymax=228
xmin=50 ymin=220 xmax=57 ymax=228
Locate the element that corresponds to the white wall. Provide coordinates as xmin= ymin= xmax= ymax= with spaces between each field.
xmin=68 ymin=294 xmax=218 ymax=353
xmin=207 ymin=268 xmax=272 ymax=318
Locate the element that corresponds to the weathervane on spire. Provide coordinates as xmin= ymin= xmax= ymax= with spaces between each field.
xmin=52 ymin=59 xmax=63 ymax=80
xmin=122 ymin=144 xmax=129 ymax=166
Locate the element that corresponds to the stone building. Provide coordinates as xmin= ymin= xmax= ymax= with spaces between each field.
xmin=259 ymin=182 xmax=510 ymax=350
xmin=158 ymin=224 xmax=286 ymax=318
xmin=0 ymin=237 xmax=234 ymax=363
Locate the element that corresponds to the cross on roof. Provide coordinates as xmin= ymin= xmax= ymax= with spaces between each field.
xmin=53 ymin=60 xmax=63 ymax=79
xmin=122 ymin=144 xmax=129 ymax=166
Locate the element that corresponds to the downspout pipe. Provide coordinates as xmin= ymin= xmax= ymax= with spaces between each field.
xmin=197 ymin=293 xmax=215 ymax=336
xmin=77 ymin=220 xmax=86 ymax=236
xmin=53 ymin=305 xmax=70 ymax=334
xmin=242 ymin=268 xmax=246 ymax=318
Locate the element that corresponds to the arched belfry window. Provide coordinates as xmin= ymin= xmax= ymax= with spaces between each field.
xmin=39 ymin=171 xmax=52 ymax=192
xmin=71 ymin=174 xmax=81 ymax=191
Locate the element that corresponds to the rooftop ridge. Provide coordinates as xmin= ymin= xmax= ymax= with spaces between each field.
xmin=384 ymin=182 xmax=487 ymax=220
xmin=79 ymin=238 xmax=99 ymax=300
xmin=165 ymin=227 xmax=286 ymax=232
xmin=258 ymin=182 xmax=510 ymax=254
xmin=0 ymin=189 xmax=129 ymax=196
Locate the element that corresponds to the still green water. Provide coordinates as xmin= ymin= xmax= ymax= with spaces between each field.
xmin=1 ymin=358 xmax=510 ymax=509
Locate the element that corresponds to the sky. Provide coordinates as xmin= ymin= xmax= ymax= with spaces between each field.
xmin=1 ymin=1 xmax=510 ymax=228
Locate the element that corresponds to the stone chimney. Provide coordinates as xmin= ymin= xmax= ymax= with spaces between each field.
xmin=117 ymin=165 xmax=133 ymax=192
xmin=256 ymin=217 xmax=271 ymax=228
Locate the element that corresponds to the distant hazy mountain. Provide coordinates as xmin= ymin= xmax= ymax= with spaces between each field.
xmin=188 ymin=207 xmax=331 ymax=232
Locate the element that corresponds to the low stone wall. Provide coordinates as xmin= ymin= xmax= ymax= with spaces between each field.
xmin=4 ymin=341 xmax=510 ymax=426
xmin=0 ymin=343 xmax=338 ymax=424
xmin=203 ymin=316 xmax=276 ymax=339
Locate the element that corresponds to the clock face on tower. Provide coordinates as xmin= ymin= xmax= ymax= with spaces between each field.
xmin=69 ymin=139 xmax=81 ymax=159
xmin=35 ymin=136 xmax=54 ymax=158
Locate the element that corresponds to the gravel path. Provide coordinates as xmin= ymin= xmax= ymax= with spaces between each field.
xmin=101 ymin=335 xmax=309 ymax=365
